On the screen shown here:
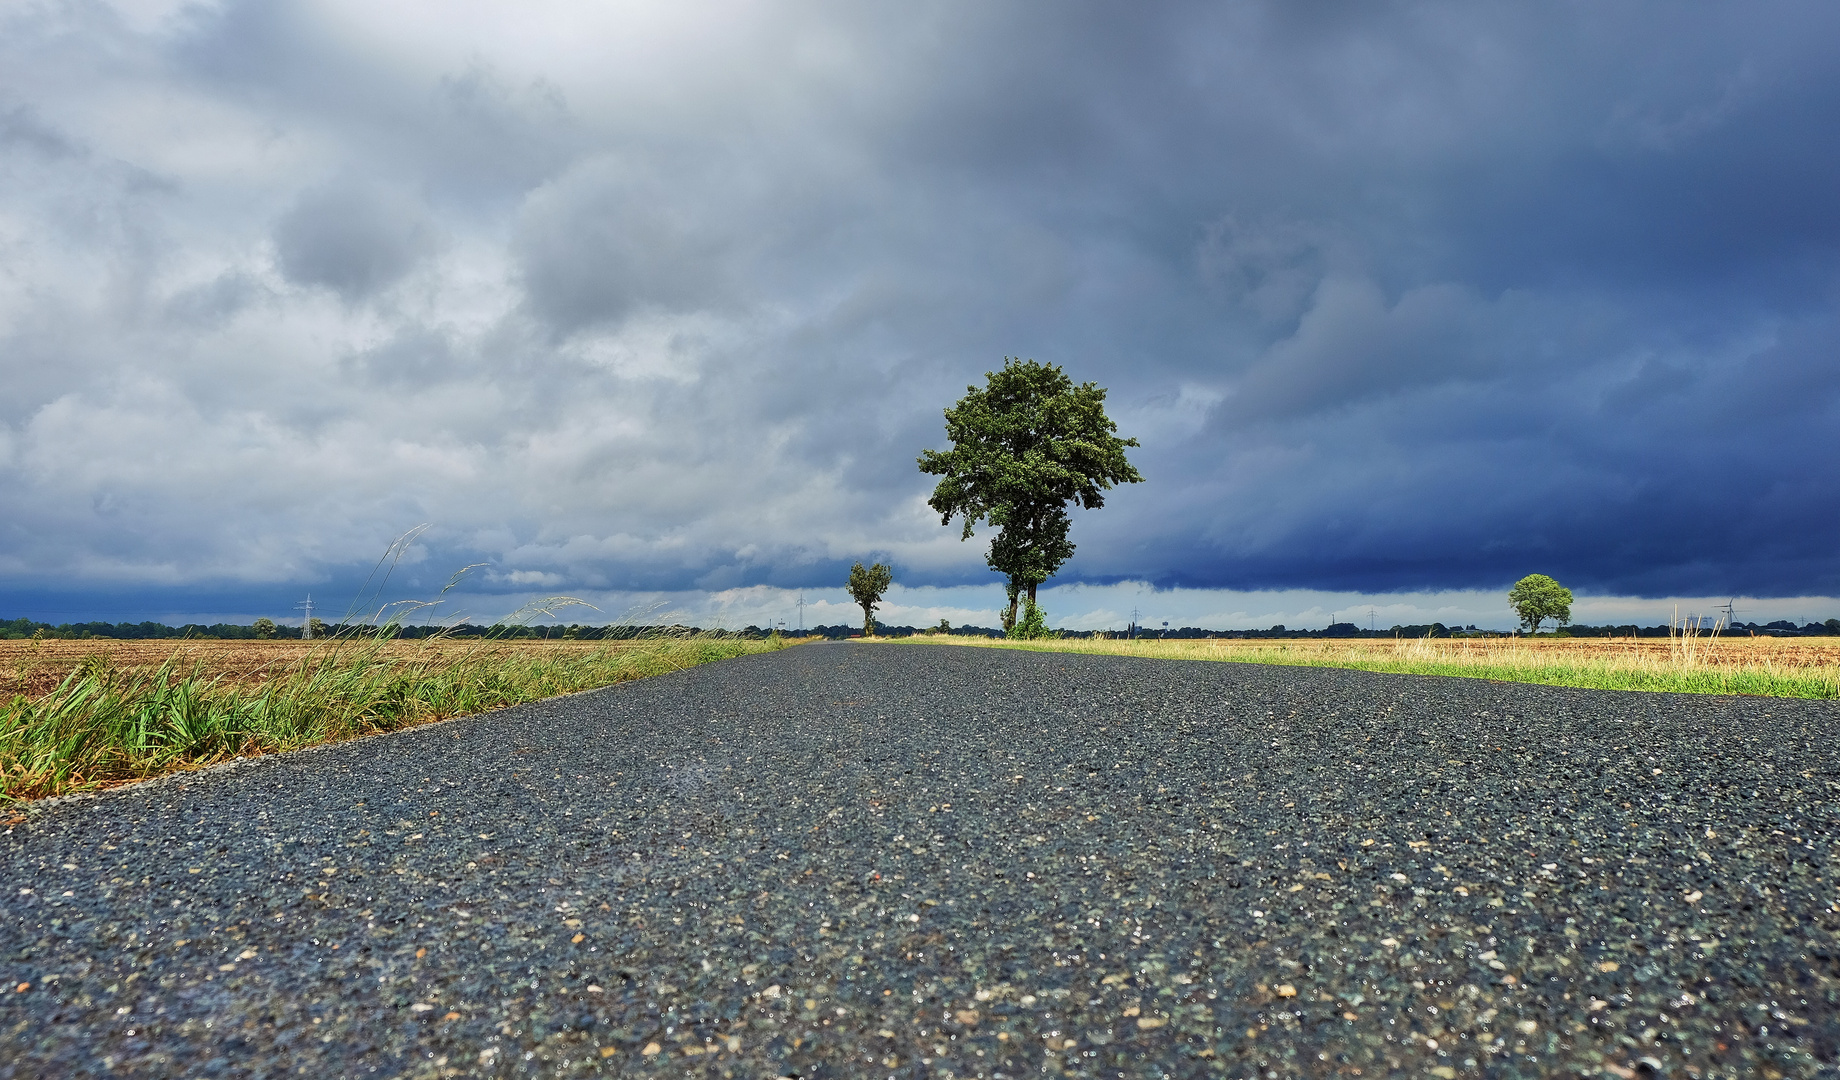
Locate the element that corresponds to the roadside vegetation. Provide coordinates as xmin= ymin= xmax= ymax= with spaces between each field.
xmin=921 ymin=633 xmax=1840 ymax=699
xmin=1 ymin=630 xmax=795 ymax=803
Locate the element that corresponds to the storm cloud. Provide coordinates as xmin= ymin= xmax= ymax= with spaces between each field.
xmin=1 ymin=0 xmax=1836 ymax=621
xmin=273 ymin=183 xmax=440 ymax=301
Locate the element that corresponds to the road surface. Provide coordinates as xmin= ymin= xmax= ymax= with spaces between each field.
xmin=3 ymin=642 xmax=1837 ymax=1078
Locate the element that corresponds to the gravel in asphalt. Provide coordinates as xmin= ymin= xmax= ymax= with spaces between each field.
xmin=2 ymin=642 xmax=1837 ymax=1079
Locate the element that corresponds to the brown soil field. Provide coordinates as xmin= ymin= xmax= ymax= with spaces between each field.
xmin=0 ymin=638 xmax=640 ymax=699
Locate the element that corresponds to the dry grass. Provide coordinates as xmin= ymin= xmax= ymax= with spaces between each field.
xmin=919 ymin=633 xmax=1840 ymax=698
xmin=0 ymin=638 xmax=653 ymax=699
xmin=1 ymin=633 xmax=795 ymax=802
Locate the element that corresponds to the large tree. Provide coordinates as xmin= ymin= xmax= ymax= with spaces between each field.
xmin=1508 ymin=573 xmax=1573 ymax=634
xmin=918 ymin=358 xmax=1143 ymax=631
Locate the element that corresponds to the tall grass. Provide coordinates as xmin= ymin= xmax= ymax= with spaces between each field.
xmin=1 ymin=630 xmax=793 ymax=803
xmin=918 ymin=633 xmax=1840 ymax=699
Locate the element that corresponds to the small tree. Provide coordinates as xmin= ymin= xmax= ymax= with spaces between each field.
xmin=848 ymin=562 xmax=893 ymax=638
xmin=919 ymin=358 xmax=1143 ymax=630
xmin=1009 ymin=597 xmax=1051 ymax=639
xmin=252 ymin=617 xmax=277 ymax=639
xmin=1508 ymin=574 xmax=1573 ymax=634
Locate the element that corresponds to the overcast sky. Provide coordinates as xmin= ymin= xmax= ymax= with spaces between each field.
xmin=3 ymin=0 xmax=1837 ymax=630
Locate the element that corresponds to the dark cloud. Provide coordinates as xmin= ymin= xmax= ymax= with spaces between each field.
xmin=513 ymin=156 xmax=755 ymax=329
xmin=0 ymin=104 xmax=82 ymax=159
xmin=273 ymin=185 xmax=440 ymax=301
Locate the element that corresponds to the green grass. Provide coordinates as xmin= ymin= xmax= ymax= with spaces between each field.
xmin=906 ymin=635 xmax=1840 ymax=699
xmin=1 ymin=633 xmax=794 ymax=803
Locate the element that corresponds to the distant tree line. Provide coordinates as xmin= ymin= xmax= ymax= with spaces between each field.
xmin=0 ymin=619 xmax=782 ymax=641
xmin=8 ymin=615 xmax=1836 ymax=643
xmin=1129 ymin=620 xmax=1840 ymax=639
xmin=1 ymin=618 xmax=287 ymax=640
xmin=1552 ymin=620 xmax=1840 ymax=638
xmin=795 ymin=619 xmax=1840 ymax=640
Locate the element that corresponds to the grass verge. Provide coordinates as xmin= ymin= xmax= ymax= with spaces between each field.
xmin=911 ymin=635 xmax=1840 ymax=699
xmin=2 ymin=632 xmax=795 ymax=803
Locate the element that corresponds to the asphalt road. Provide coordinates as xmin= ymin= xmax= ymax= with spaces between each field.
xmin=3 ymin=642 xmax=1837 ymax=1079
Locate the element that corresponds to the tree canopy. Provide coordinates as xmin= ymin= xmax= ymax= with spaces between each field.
xmin=847 ymin=561 xmax=893 ymax=638
xmin=1508 ymin=573 xmax=1574 ymax=633
xmin=918 ymin=358 xmax=1142 ymax=630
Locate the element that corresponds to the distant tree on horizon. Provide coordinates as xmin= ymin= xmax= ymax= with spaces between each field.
xmin=847 ymin=562 xmax=893 ymax=638
xmin=918 ymin=358 xmax=1142 ymax=632
xmin=1509 ymin=574 xmax=1574 ymax=634
xmin=252 ymin=617 xmax=277 ymax=639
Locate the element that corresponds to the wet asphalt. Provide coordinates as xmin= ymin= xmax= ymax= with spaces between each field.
xmin=2 ymin=642 xmax=1837 ymax=1080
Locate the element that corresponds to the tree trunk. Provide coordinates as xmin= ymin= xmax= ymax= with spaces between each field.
xmin=862 ymin=604 xmax=874 ymax=638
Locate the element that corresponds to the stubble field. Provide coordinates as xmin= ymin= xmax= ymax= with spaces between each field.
xmin=940 ymin=632 xmax=1840 ymax=698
